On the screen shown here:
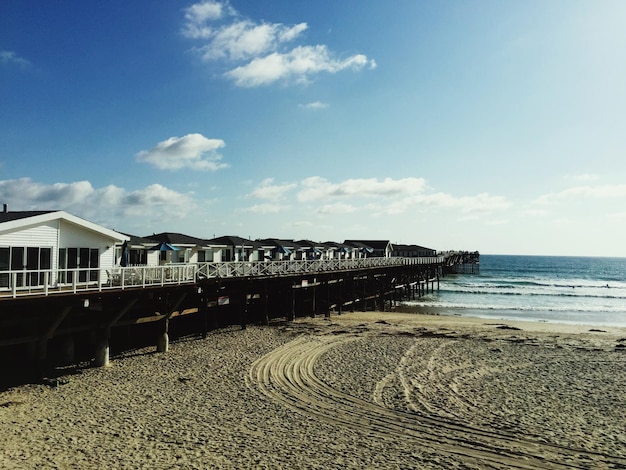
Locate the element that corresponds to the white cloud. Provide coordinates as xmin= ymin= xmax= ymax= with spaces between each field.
xmin=185 ymin=1 xmax=225 ymax=23
xmin=0 ymin=50 xmax=30 ymax=68
xmin=297 ymin=176 xmax=428 ymax=202
xmin=0 ymin=178 xmax=196 ymax=228
xmin=182 ymin=1 xmax=233 ymax=38
xmin=225 ymin=45 xmax=372 ymax=87
xmin=364 ymin=191 xmax=510 ymax=216
xmin=299 ymin=101 xmax=329 ymax=110
xmin=240 ymin=203 xmax=288 ymax=214
xmin=136 ymin=133 xmax=228 ymax=171
xmin=536 ymin=183 xmax=626 ymax=203
xmin=566 ymin=173 xmax=600 ymax=182
xmin=608 ymin=211 xmax=626 ymax=221
xmin=243 ymin=176 xmax=509 ymax=219
xmin=248 ymin=178 xmax=296 ymax=200
xmin=197 ymin=20 xmax=308 ymax=61
xmin=182 ymin=1 xmax=375 ymax=87
xmin=523 ymin=208 xmax=549 ymax=217
xmin=316 ymin=203 xmax=356 ymax=214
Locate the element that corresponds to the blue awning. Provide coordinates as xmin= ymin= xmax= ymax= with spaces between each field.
xmin=148 ymin=242 xmax=181 ymax=251
xmin=275 ymin=246 xmax=292 ymax=255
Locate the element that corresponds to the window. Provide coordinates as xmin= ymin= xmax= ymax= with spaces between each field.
xmin=129 ymin=249 xmax=146 ymax=265
xmin=27 ymin=247 xmax=39 ymax=286
xmin=0 ymin=248 xmax=9 ymax=288
xmin=0 ymin=246 xmax=53 ymax=288
xmin=198 ymin=250 xmax=214 ymax=262
xmin=40 ymin=248 xmax=51 ymax=285
xmin=11 ymin=247 xmax=24 ymax=287
xmin=89 ymin=248 xmax=99 ymax=281
xmin=59 ymin=248 xmax=67 ymax=283
xmin=58 ymin=247 xmax=99 ymax=284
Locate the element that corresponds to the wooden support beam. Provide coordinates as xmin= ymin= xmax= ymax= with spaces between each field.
xmin=157 ymin=291 xmax=188 ymax=353
xmin=289 ymin=286 xmax=295 ymax=321
xmin=311 ymin=285 xmax=316 ymax=318
xmin=42 ymin=305 xmax=73 ymax=342
xmin=38 ymin=305 xmax=73 ymax=363
xmin=104 ymin=298 xmax=140 ymax=330
xmin=263 ymin=281 xmax=269 ymax=326
xmin=239 ymin=283 xmax=247 ymax=330
xmin=164 ymin=292 xmax=189 ymax=322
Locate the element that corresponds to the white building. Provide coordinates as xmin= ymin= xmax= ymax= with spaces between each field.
xmin=0 ymin=209 xmax=129 ymax=290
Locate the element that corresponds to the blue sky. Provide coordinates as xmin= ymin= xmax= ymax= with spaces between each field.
xmin=2 ymin=1 xmax=626 ymax=256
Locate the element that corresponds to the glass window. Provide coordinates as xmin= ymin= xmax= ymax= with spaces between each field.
xmin=27 ymin=247 xmax=39 ymax=286
xmin=89 ymin=248 xmax=99 ymax=281
xmin=11 ymin=247 xmax=24 ymax=287
xmin=40 ymin=248 xmax=51 ymax=285
xmin=58 ymin=248 xmax=67 ymax=283
xmin=0 ymin=247 xmax=9 ymax=288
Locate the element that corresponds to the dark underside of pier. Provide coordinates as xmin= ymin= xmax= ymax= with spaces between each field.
xmin=0 ymin=263 xmax=441 ymax=388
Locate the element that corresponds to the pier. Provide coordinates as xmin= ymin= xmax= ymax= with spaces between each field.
xmin=442 ymin=251 xmax=480 ymax=274
xmin=0 ymin=256 xmax=444 ymax=380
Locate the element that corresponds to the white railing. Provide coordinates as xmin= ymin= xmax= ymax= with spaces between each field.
xmin=0 ymin=256 xmax=444 ymax=299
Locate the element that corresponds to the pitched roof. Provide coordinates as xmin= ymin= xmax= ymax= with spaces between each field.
xmin=256 ymin=238 xmax=303 ymax=250
xmin=296 ymin=239 xmax=326 ymax=249
xmin=0 ymin=210 xmax=55 ymax=223
xmin=206 ymin=235 xmax=261 ymax=248
xmin=121 ymin=233 xmax=158 ymax=247
xmin=321 ymin=241 xmax=352 ymax=250
xmin=393 ymin=243 xmax=436 ymax=252
xmin=0 ymin=210 xmax=128 ymax=241
xmin=344 ymin=240 xmax=391 ymax=250
xmin=145 ymin=232 xmax=209 ymax=246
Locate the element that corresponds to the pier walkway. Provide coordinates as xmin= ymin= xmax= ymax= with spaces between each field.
xmin=0 ymin=256 xmax=443 ymax=300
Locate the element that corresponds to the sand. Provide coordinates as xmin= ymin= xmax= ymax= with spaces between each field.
xmin=1 ymin=311 xmax=626 ymax=469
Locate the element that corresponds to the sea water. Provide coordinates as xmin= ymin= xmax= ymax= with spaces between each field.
xmin=404 ymin=255 xmax=626 ymax=327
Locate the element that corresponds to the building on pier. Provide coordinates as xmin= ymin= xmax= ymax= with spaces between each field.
xmin=0 ymin=209 xmax=467 ymax=301
xmin=391 ymin=244 xmax=437 ymax=258
xmin=344 ymin=240 xmax=393 ymax=258
xmin=0 ymin=209 xmax=471 ymax=379
xmin=0 ymin=208 xmax=128 ymax=291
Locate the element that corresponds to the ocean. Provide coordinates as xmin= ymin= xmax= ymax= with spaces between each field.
xmin=404 ymin=255 xmax=626 ymax=327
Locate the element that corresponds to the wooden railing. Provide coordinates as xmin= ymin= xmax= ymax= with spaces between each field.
xmin=0 ymin=256 xmax=443 ymax=299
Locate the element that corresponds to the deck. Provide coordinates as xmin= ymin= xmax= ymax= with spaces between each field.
xmin=0 ymin=256 xmax=443 ymax=300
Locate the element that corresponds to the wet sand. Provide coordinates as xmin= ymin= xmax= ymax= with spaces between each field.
xmin=1 ymin=311 xmax=625 ymax=469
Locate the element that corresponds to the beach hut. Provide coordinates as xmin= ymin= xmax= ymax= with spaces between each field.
xmin=256 ymin=239 xmax=304 ymax=261
xmin=391 ymin=243 xmax=437 ymax=258
xmin=344 ymin=240 xmax=393 ymax=258
xmin=0 ymin=208 xmax=128 ymax=289
xmin=205 ymin=235 xmax=265 ymax=262
xmin=145 ymin=232 xmax=214 ymax=265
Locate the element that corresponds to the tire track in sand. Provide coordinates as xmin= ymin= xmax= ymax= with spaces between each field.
xmin=247 ymin=334 xmax=626 ymax=469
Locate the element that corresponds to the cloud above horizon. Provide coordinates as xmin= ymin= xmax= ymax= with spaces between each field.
xmin=247 ymin=178 xmax=297 ymax=200
xmin=299 ymin=101 xmax=329 ymax=110
xmin=0 ymin=50 xmax=31 ymax=68
xmin=244 ymin=176 xmax=510 ymax=216
xmin=0 ymin=178 xmax=196 ymax=229
xmin=136 ymin=133 xmax=228 ymax=171
xmin=182 ymin=0 xmax=376 ymax=86
xmin=297 ymin=176 xmax=428 ymax=202
xmin=535 ymin=183 xmax=626 ymax=204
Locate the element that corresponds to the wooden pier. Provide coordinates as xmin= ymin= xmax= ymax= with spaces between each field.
xmin=442 ymin=251 xmax=480 ymax=274
xmin=0 ymin=257 xmax=444 ymax=381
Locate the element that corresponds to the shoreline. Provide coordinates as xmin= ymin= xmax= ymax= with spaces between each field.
xmin=396 ymin=303 xmax=626 ymax=328
xmin=1 ymin=310 xmax=625 ymax=468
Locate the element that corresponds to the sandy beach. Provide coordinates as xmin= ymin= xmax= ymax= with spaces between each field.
xmin=1 ymin=311 xmax=625 ymax=469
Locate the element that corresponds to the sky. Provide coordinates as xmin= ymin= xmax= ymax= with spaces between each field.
xmin=2 ymin=1 xmax=626 ymax=256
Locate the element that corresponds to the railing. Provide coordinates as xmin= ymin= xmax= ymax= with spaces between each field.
xmin=0 ymin=256 xmax=443 ymax=299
